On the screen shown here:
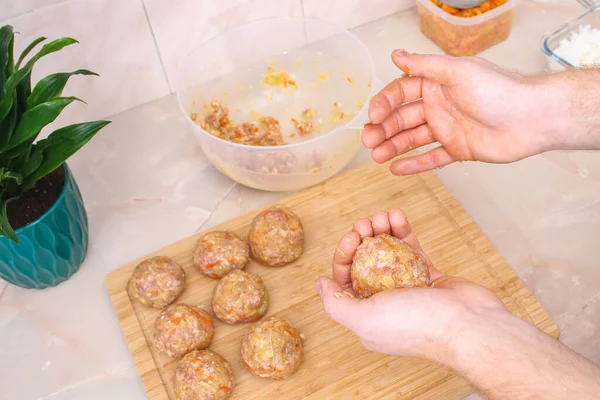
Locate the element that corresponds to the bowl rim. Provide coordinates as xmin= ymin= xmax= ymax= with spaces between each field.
xmin=176 ymin=16 xmax=377 ymax=150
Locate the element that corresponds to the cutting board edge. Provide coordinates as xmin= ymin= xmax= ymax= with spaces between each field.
xmin=105 ymin=276 xmax=170 ymax=400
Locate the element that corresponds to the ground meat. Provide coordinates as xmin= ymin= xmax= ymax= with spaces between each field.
xmin=127 ymin=256 xmax=185 ymax=309
xmin=351 ymin=233 xmax=431 ymax=299
xmin=241 ymin=317 xmax=303 ymax=380
xmin=193 ymin=231 xmax=250 ymax=279
xmin=212 ymin=270 xmax=269 ymax=324
xmin=242 ymin=150 xmax=296 ymax=175
xmin=290 ymin=109 xmax=319 ymax=136
xmin=200 ymin=101 xmax=231 ymax=136
xmin=154 ymin=304 xmax=215 ymax=358
xmin=196 ymin=102 xmax=285 ymax=146
xmin=247 ymin=206 xmax=304 ymax=267
xmin=174 ymin=349 xmax=235 ymax=400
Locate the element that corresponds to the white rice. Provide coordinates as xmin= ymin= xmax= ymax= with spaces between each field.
xmin=554 ymin=24 xmax=600 ymax=67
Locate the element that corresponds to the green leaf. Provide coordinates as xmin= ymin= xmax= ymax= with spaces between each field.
xmin=16 ymin=36 xmax=46 ymax=69
xmin=2 ymin=96 xmax=81 ymax=152
xmin=23 ymin=120 xmax=110 ymax=189
xmin=0 ymin=200 xmax=18 ymax=243
xmin=0 ymin=37 xmax=78 ymax=120
xmin=3 ymin=141 xmax=30 ymax=159
xmin=0 ymin=170 xmax=22 ymax=198
xmin=28 ymin=69 xmax=97 ymax=109
xmin=19 ymin=147 xmax=43 ymax=179
xmin=0 ymin=101 xmax=17 ymax=148
xmin=0 ymin=25 xmax=14 ymax=89
xmin=0 ymin=169 xmax=23 ymax=184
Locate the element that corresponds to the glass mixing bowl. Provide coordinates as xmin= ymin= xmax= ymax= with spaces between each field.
xmin=177 ymin=17 xmax=382 ymax=192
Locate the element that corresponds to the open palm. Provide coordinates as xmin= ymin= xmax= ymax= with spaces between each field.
xmin=315 ymin=209 xmax=507 ymax=360
xmin=364 ymin=52 xmax=553 ymax=175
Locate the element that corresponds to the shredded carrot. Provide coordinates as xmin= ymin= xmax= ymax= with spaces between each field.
xmin=205 ymin=260 xmax=223 ymax=269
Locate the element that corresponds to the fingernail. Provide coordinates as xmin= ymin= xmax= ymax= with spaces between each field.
xmin=314 ymin=279 xmax=322 ymax=295
xmin=363 ymin=122 xmax=373 ymax=128
xmin=393 ymin=49 xmax=408 ymax=58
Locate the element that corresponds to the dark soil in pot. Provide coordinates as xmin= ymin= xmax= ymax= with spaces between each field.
xmin=7 ymin=166 xmax=66 ymax=230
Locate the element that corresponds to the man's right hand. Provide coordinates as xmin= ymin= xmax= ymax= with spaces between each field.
xmin=364 ymin=51 xmax=600 ymax=176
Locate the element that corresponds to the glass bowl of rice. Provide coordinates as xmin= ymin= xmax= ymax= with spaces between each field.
xmin=541 ymin=4 xmax=600 ymax=72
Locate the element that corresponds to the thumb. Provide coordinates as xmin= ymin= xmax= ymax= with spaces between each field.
xmin=392 ymin=50 xmax=457 ymax=84
xmin=315 ymin=277 xmax=364 ymax=332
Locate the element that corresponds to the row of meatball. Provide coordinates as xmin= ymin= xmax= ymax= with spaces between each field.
xmin=126 ymin=206 xmax=306 ymax=400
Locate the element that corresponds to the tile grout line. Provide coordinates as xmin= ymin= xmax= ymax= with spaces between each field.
xmin=140 ymin=0 xmax=172 ymax=93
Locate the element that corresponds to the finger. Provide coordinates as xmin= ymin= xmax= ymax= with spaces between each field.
xmin=426 ymin=265 xmax=445 ymax=282
xmin=353 ymin=218 xmax=374 ymax=239
xmin=388 ymin=209 xmax=420 ymax=249
xmin=390 ymin=146 xmax=455 ymax=176
xmin=387 ymin=209 xmax=444 ymax=282
xmin=431 ymin=275 xmax=474 ymax=290
xmin=392 ymin=50 xmax=458 ymax=84
xmin=371 ymin=124 xmax=435 ymax=163
xmin=332 ymin=231 xmax=361 ymax=291
xmin=371 ymin=211 xmax=391 ymax=236
xmin=368 ymin=76 xmax=424 ymax=124
xmin=315 ymin=277 xmax=364 ymax=332
xmin=363 ymin=101 xmax=426 ymax=150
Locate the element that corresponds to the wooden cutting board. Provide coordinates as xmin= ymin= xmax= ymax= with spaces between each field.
xmin=105 ymin=161 xmax=558 ymax=400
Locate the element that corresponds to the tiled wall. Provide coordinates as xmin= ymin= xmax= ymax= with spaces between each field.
xmin=1 ymin=0 xmax=415 ymax=126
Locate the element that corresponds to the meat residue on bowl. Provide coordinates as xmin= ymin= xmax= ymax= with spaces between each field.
xmin=194 ymin=101 xmax=325 ymax=146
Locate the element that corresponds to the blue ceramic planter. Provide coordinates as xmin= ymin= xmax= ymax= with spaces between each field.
xmin=0 ymin=164 xmax=89 ymax=289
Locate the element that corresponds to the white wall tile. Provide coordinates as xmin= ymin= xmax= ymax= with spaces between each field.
xmin=143 ymin=0 xmax=303 ymax=91
xmin=0 ymin=0 xmax=65 ymax=21
xmin=302 ymin=0 xmax=416 ymax=29
xmin=4 ymin=0 xmax=169 ymax=134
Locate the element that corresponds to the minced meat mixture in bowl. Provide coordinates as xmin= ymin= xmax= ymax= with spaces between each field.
xmin=177 ymin=17 xmax=379 ymax=191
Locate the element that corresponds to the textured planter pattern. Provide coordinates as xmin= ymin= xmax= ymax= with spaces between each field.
xmin=0 ymin=165 xmax=89 ymax=289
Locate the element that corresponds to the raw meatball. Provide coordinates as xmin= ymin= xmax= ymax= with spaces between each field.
xmin=248 ymin=207 xmax=304 ymax=267
xmin=212 ymin=270 xmax=269 ymax=324
xmin=351 ymin=233 xmax=430 ymax=299
xmin=127 ymin=256 xmax=185 ymax=308
xmin=154 ymin=303 xmax=215 ymax=358
xmin=174 ymin=349 xmax=235 ymax=400
xmin=193 ymin=231 xmax=250 ymax=279
xmin=241 ymin=317 xmax=303 ymax=379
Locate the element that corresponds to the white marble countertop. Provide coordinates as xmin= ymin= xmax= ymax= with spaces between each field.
xmin=2 ymin=2 xmax=600 ymax=399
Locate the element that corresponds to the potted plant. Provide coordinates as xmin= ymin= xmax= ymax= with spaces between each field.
xmin=0 ymin=25 xmax=110 ymax=289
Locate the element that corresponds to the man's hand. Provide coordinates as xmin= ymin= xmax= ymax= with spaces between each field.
xmin=314 ymin=209 xmax=508 ymax=361
xmin=364 ymin=51 xmax=600 ymax=175
xmin=316 ymin=209 xmax=600 ymax=399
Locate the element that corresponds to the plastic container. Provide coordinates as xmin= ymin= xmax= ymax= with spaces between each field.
xmin=541 ymin=4 xmax=600 ymax=72
xmin=417 ymin=0 xmax=518 ymax=56
xmin=177 ymin=17 xmax=382 ymax=192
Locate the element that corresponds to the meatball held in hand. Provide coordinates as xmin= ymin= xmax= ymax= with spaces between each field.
xmin=351 ymin=233 xmax=430 ymax=299
xmin=212 ymin=270 xmax=269 ymax=324
xmin=241 ymin=317 xmax=303 ymax=379
xmin=193 ymin=231 xmax=250 ymax=279
xmin=248 ymin=206 xmax=304 ymax=267
xmin=154 ymin=304 xmax=215 ymax=358
xmin=127 ymin=256 xmax=185 ymax=308
xmin=174 ymin=350 xmax=235 ymax=400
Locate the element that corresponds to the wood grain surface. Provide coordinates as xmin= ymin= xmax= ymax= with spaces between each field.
xmin=105 ymin=161 xmax=559 ymax=400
